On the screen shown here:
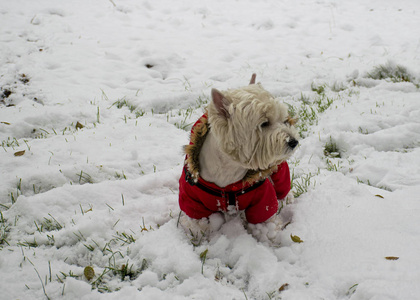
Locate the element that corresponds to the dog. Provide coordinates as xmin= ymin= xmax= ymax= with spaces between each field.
xmin=178 ymin=74 xmax=299 ymax=243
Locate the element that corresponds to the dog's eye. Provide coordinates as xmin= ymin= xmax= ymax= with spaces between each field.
xmin=261 ymin=121 xmax=270 ymax=128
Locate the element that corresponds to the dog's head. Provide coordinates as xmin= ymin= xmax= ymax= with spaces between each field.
xmin=208 ymin=75 xmax=298 ymax=170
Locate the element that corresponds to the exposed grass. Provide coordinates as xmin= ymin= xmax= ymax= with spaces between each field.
xmin=286 ymin=84 xmax=345 ymax=197
xmin=114 ymin=171 xmax=127 ymax=180
xmin=111 ymin=98 xmax=146 ymax=118
xmin=287 ymin=86 xmax=337 ymax=138
xmin=324 ymin=137 xmax=341 ymax=158
xmin=347 ymin=283 xmax=359 ymax=296
xmin=314 ymin=94 xmax=335 ymax=114
xmin=1 ymin=137 xmax=21 ymax=151
xmin=112 ymin=98 xmax=135 ymax=112
xmin=113 ymin=231 xmax=136 ymax=246
xmin=356 ymin=177 xmax=392 ymax=192
xmin=17 ymin=238 xmax=39 ymax=248
xmin=326 ymin=158 xmax=341 ymax=172
xmin=165 ymin=93 xmax=209 ymax=131
xmin=89 ymin=243 xmax=149 ymax=292
xmin=358 ymin=126 xmax=369 ymax=135
xmin=110 ymin=92 xmax=208 ymax=132
xmin=50 ymin=218 xmax=155 ymax=293
xmin=189 ymin=228 xmax=207 ymax=247
xmin=34 ymin=214 xmax=63 ymax=233
xmin=367 ymin=62 xmax=416 ymax=84
xmin=311 ymin=82 xmax=326 ymax=95
xmin=291 ymin=171 xmax=317 ymax=198
xmin=173 ymin=106 xmax=195 ymax=130
xmin=200 ymin=249 xmax=208 ymax=274
xmin=12 ymin=214 xmax=64 ymax=249
xmin=77 ymin=170 xmax=93 ymax=184
xmin=0 ymin=211 xmax=10 ymax=248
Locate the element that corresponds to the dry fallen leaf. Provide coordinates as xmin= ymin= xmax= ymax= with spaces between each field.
xmin=291 ymin=234 xmax=303 ymax=243
xmin=279 ymin=283 xmax=289 ymax=292
xmin=375 ymin=194 xmax=384 ymax=199
xmin=385 ymin=256 xmax=399 ymax=261
xmin=14 ymin=150 xmax=25 ymax=157
xmin=76 ymin=121 xmax=84 ymax=130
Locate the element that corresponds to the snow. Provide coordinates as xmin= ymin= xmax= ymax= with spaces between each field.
xmin=1 ymin=0 xmax=420 ymax=299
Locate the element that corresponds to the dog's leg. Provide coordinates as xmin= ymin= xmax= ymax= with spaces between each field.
xmin=178 ymin=212 xmax=225 ymax=242
xmin=247 ymin=213 xmax=287 ymax=245
xmin=247 ymin=192 xmax=295 ymax=245
xmin=178 ymin=214 xmax=210 ymax=237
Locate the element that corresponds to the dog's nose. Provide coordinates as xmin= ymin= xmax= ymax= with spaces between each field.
xmin=288 ymin=138 xmax=299 ymax=149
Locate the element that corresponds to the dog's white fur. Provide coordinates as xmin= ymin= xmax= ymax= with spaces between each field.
xmin=200 ymin=84 xmax=298 ymax=187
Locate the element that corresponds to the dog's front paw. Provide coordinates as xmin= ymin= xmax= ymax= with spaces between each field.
xmin=178 ymin=212 xmax=225 ymax=244
xmin=247 ymin=215 xmax=285 ymax=245
xmin=179 ymin=214 xmax=210 ymax=236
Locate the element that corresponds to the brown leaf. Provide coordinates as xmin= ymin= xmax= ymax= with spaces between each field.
xmin=14 ymin=150 xmax=26 ymax=157
xmin=279 ymin=283 xmax=289 ymax=292
xmin=75 ymin=121 xmax=84 ymax=130
xmin=385 ymin=256 xmax=399 ymax=261
xmin=375 ymin=194 xmax=384 ymax=199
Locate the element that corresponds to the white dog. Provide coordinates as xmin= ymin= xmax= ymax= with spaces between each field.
xmin=179 ymin=74 xmax=298 ymax=244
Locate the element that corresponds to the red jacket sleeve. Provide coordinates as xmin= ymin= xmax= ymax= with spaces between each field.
xmin=270 ymin=161 xmax=291 ymax=200
xmin=179 ymin=168 xmax=213 ymax=220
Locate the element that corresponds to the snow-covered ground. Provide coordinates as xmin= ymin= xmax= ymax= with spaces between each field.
xmin=1 ymin=0 xmax=420 ymax=299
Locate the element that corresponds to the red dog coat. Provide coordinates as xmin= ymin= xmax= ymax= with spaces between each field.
xmin=178 ymin=114 xmax=291 ymax=224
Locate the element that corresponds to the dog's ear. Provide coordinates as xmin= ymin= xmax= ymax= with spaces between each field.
xmin=249 ymin=73 xmax=256 ymax=85
xmin=211 ymin=88 xmax=230 ymax=118
xmin=286 ymin=115 xmax=298 ymax=126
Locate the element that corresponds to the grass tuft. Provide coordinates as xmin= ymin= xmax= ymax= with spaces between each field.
xmin=34 ymin=214 xmax=63 ymax=233
xmin=0 ymin=211 xmax=10 ymax=248
xmin=291 ymin=171 xmax=317 ymax=198
xmin=111 ymin=98 xmax=146 ymax=118
xmin=287 ymin=86 xmax=337 ymax=138
xmin=324 ymin=137 xmax=341 ymax=158
xmin=367 ymin=62 xmax=415 ymax=84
